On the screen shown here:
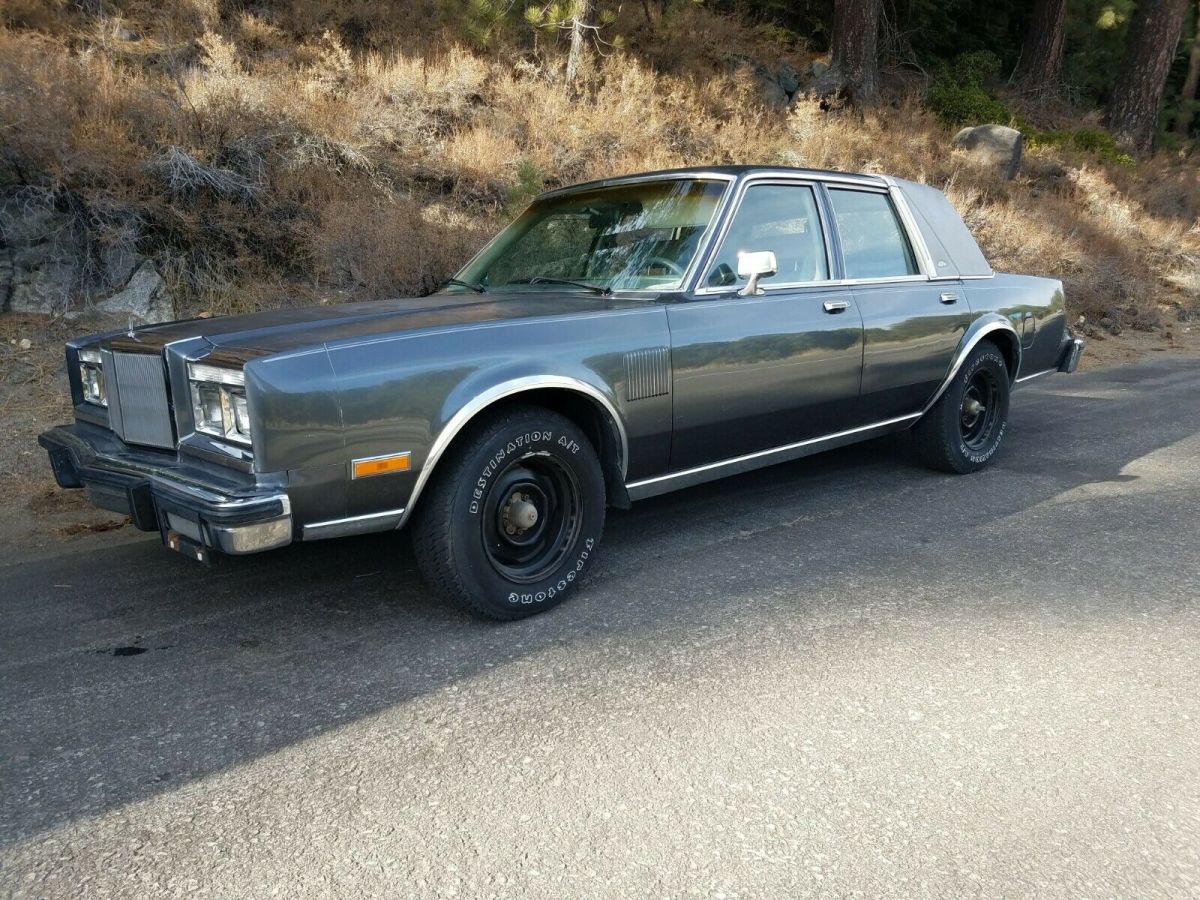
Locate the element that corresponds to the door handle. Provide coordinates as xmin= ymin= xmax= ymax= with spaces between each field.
xmin=823 ymin=299 xmax=850 ymax=313
xmin=939 ymin=292 xmax=959 ymax=305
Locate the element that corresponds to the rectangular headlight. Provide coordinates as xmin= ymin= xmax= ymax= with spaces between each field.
xmin=78 ymin=348 xmax=107 ymax=407
xmin=188 ymin=362 xmax=251 ymax=446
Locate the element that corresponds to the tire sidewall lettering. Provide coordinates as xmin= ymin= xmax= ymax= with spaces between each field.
xmin=954 ymin=351 xmax=1007 ymax=464
xmin=468 ymin=431 xmax=554 ymax=515
xmin=506 ymin=536 xmax=595 ymax=606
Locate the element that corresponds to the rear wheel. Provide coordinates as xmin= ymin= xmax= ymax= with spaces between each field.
xmin=412 ymin=406 xmax=606 ymax=620
xmin=913 ymin=342 xmax=1011 ymax=474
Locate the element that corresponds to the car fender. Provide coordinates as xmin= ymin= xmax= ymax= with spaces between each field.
xmin=395 ymin=369 xmax=630 ymax=530
xmin=921 ymin=313 xmax=1021 ymax=415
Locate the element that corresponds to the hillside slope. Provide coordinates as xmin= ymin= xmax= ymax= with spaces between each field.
xmin=2 ymin=1 xmax=1200 ymax=529
xmin=3 ymin=1 xmax=1198 ymax=323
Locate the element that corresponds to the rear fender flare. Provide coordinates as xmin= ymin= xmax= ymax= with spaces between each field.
xmin=921 ymin=314 xmax=1021 ymax=415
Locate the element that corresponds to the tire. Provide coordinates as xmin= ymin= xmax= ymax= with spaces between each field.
xmin=913 ymin=341 xmax=1011 ymax=474
xmin=412 ymin=405 xmax=606 ymax=620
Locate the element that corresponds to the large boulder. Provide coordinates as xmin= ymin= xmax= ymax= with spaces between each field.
xmin=0 ymin=194 xmax=166 ymax=320
xmin=952 ymin=124 xmax=1023 ymax=180
xmin=736 ymin=58 xmax=803 ymax=108
xmin=0 ymin=203 xmax=83 ymax=315
xmin=93 ymin=260 xmax=175 ymax=325
xmin=800 ymin=60 xmax=843 ymax=99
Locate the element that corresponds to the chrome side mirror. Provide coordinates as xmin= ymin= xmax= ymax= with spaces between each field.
xmin=736 ymin=250 xmax=777 ymax=296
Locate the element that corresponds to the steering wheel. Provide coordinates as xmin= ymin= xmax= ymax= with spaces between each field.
xmin=630 ymin=256 xmax=686 ymax=278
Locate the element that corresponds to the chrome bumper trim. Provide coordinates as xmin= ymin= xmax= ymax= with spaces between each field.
xmin=212 ymin=505 xmax=294 ymax=553
xmin=38 ymin=424 xmax=293 ymax=555
xmin=1058 ymin=336 xmax=1085 ymax=374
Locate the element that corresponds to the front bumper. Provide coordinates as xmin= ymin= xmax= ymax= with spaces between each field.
xmin=38 ymin=424 xmax=293 ymax=555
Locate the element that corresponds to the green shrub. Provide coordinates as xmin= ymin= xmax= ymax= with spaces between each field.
xmin=951 ymin=50 xmax=1002 ymax=87
xmin=504 ymin=160 xmax=545 ymax=217
xmin=1025 ymin=127 xmax=1135 ymax=167
xmin=927 ymin=80 xmax=1011 ymax=126
xmin=926 ymin=50 xmax=1009 ymax=127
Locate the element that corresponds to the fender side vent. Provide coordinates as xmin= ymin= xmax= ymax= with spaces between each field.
xmin=624 ymin=347 xmax=670 ymax=401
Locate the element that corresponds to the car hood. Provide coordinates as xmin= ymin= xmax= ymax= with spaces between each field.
xmin=109 ymin=291 xmax=652 ymax=357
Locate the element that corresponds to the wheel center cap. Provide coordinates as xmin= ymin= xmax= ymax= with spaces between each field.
xmin=508 ymin=497 xmax=539 ymax=530
xmin=963 ymin=398 xmax=985 ymax=418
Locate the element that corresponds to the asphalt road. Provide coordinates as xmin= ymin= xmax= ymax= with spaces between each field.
xmin=2 ymin=356 xmax=1199 ymax=899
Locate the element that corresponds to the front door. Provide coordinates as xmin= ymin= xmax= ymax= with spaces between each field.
xmin=667 ymin=181 xmax=865 ymax=471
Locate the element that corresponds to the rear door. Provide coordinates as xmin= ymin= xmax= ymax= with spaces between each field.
xmin=667 ymin=180 xmax=865 ymax=470
xmin=826 ymin=186 xmax=973 ymax=421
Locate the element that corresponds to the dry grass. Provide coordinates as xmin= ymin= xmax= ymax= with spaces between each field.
xmin=1 ymin=1 xmax=1197 ymax=329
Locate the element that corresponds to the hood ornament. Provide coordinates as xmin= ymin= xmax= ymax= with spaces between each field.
xmin=126 ymin=313 xmax=139 ymax=341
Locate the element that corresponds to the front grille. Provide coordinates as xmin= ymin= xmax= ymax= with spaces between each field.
xmin=110 ymin=352 xmax=175 ymax=448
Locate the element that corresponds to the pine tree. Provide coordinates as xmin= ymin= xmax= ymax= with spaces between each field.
xmin=1109 ymin=0 xmax=1191 ymax=151
xmin=830 ymin=0 xmax=882 ymax=103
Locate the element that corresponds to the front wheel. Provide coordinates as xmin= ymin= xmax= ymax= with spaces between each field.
xmin=412 ymin=406 xmax=606 ymax=620
xmin=913 ymin=342 xmax=1011 ymax=474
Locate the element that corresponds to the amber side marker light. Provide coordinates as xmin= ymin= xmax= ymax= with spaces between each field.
xmin=352 ymin=452 xmax=411 ymax=479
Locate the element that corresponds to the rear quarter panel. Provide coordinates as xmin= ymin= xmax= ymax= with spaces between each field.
xmin=962 ymin=274 xmax=1067 ymax=376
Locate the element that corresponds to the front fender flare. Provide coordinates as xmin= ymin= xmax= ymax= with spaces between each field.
xmin=395 ymin=374 xmax=629 ymax=530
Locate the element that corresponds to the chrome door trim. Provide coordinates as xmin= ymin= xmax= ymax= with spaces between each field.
xmin=882 ymin=179 xmax=938 ymax=277
xmin=624 ymin=412 xmax=920 ymax=501
xmin=394 ymin=375 xmax=629 ymax=530
xmin=688 ymin=175 xmax=839 ymax=296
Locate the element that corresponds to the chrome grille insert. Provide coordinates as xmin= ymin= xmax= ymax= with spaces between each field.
xmin=110 ymin=352 xmax=174 ymax=448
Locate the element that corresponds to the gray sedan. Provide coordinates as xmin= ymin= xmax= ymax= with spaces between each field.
xmin=39 ymin=166 xmax=1083 ymax=618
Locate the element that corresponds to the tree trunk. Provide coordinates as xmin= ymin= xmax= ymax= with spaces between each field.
xmin=1014 ymin=0 xmax=1069 ymax=90
xmin=1109 ymin=0 xmax=1190 ymax=153
xmin=1173 ymin=1 xmax=1200 ymax=136
xmin=830 ymin=0 xmax=881 ymax=103
xmin=565 ymin=0 xmax=592 ymax=88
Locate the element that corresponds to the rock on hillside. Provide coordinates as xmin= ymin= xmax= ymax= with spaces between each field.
xmin=1 ymin=199 xmax=174 ymax=324
xmin=952 ymin=124 xmax=1024 ymax=180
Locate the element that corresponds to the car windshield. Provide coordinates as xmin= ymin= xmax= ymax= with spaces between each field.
xmin=452 ymin=178 xmax=728 ymax=293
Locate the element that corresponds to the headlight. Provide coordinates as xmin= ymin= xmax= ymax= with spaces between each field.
xmin=78 ymin=348 xmax=107 ymax=407
xmin=188 ymin=362 xmax=251 ymax=446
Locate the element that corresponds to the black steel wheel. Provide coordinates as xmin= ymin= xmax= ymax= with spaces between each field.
xmin=480 ymin=458 xmax=583 ymax=583
xmin=913 ymin=341 xmax=1011 ymax=474
xmin=959 ymin=366 xmax=1002 ymax=452
xmin=413 ymin=405 xmax=606 ymax=620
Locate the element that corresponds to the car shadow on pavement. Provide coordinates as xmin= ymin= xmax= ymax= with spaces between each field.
xmin=2 ymin=355 xmax=1198 ymax=847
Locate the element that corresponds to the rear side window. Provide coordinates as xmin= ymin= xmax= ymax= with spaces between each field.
xmin=828 ymin=189 xmax=919 ymax=280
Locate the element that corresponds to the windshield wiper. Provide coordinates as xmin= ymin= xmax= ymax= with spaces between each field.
xmin=509 ymin=276 xmax=613 ymax=296
xmin=444 ymin=277 xmax=486 ymax=293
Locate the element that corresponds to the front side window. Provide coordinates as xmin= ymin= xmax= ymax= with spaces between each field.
xmin=705 ymin=183 xmax=829 ymax=290
xmin=454 ymin=179 xmax=727 ymax=293
xmin=828 ymin=188 xmax=919 ymax=280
